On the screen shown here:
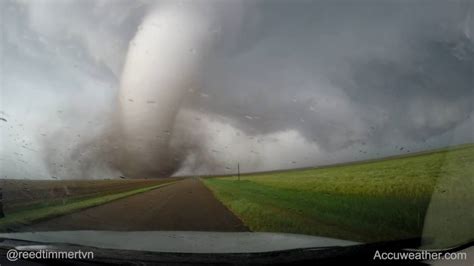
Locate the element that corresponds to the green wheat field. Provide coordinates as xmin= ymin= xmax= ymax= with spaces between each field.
xmin=204 ymin=143 xmax=474 ymax=246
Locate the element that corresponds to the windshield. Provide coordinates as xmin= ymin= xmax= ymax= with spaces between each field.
xmin=0 ymin=0 xmax=473 ymax=263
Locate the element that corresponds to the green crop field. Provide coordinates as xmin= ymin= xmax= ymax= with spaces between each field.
xmin=203 ymin=143 xmax=474 ymax=245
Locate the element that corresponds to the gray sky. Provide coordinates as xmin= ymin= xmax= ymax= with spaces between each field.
xmin=0 ymin=0 xmax=473 ymax=179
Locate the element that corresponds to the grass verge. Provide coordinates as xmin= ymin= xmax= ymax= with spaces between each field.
xmin=0 ymin=181 xmax=178 ymax=232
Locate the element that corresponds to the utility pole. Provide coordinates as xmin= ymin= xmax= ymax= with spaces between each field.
xmin=237 ymin=162 xmax=240 ymax=181
xmin=0 ymin=185 xmax=4 ymax=218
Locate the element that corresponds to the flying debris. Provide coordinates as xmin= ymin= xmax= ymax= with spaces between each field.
xmin=0 ymin=118 xmax=7 ymax=122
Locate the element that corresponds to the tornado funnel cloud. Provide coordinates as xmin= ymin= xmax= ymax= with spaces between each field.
xmin=116 ymin=5 xmax=212 ymax=178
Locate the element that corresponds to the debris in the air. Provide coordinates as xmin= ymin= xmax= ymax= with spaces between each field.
xmin=0 ymin=118 xmax=7 ymax=122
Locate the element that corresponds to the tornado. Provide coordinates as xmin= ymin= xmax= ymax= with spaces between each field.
xmin=116 ymin=3 xmax=213 ymax=178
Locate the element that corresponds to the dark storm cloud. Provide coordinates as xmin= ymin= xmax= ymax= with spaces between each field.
xmin=188 ymin=0 xmax=473 ymax=150
xmin=0 ymin=0 xmax=472 ymax=179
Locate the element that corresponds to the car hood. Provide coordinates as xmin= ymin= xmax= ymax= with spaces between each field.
xmin=0 ymin=231 xmax=358 ymax=253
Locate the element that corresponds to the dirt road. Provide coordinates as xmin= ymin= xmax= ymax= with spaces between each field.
xmin=25 ymin=178 xmax=248 ymax=232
